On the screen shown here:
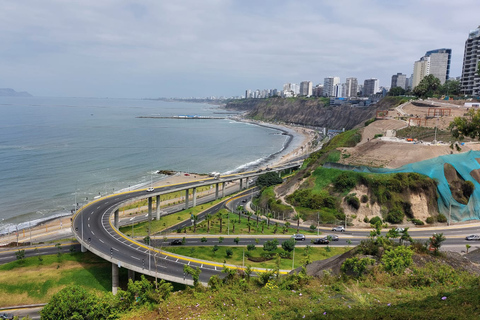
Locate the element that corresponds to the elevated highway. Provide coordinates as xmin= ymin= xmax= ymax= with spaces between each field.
xmin=72 ymin=162 xmax=301 ymax=291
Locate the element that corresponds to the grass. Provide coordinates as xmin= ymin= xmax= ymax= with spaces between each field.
xmin=119 ymin=198 xmax=226 ymax=236
xmin=122 ymin=256 xmax=480 ymax=320
xmin=162 ymin=246 xmax=350 ymax=270
xmin=0 ymin=251 xmax=115 ymax=307
xmin=119 ymin=185 xmax=213 ymax=212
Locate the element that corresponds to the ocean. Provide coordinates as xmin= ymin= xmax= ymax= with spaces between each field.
xmin=0 ymin=97 xmax=296 ymax=233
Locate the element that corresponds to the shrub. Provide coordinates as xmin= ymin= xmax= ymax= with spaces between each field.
xmin=201 ymin=237 xmax=207 ymax=242
xmin=281 ymin=238 xmax=296 ymax=252
xmin=382 ymin=245 xmax=413 ymax=275
xmin=334 ymin=172 xmax=358 ymax=192
xmin=341 ymin=257 xmax=375 ymax=278
xmin=437 ymin=214 xmax=447 ymax=223
xmin=225 ymin=248 xmax=233 ymax=257
xmin=363 ymin=216 xmax=369 ymax=223
xmin=247 ymin=244 xmax=256 ymax=251
xmin=426 ymin=217 xmax=434 ymax=224
xmin=412 ymin=219 xmax=424 ymax=225
xmin=361 ymin=195 xmax=368 ymax=203
xmin=256 ymin=172 xmax=283 ymax=188
xmin=345 ymin=195 xmax=360 ymax=210
xmin=263 ymin=239 xmax=279 ymax=252
xmin=386 ymin=209 xmax=405 ymax=224
xmin=369 ymin=216 xmax=382 ymax=225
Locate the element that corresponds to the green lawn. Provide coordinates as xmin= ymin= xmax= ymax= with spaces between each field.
xmin=0 ymin=251 xmax=115 ymax=307
xmin=162 ymin=245 xmax=350 ymax=270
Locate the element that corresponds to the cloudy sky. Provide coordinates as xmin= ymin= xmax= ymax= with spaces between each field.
xmin=1 ymin=0 xmax=479 ymax=98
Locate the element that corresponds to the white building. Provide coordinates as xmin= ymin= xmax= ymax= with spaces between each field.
xmin=299 ymin=81 xmax=313 ymax=97
xmin=412 ymin=48 xmax=451 ymax=89
xmin=345 ymin=77 xmax=358 ymax=97
xmin=323 ymin=77 xmax=340 ymax=97
xmin=391 ymin=73 xmax=407 ymax=90
xmin=461 ymin=26 xmax=480 ymax=96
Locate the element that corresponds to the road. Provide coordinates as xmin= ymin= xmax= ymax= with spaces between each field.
xmin=71 ymin=163 xmax=301 ymax=286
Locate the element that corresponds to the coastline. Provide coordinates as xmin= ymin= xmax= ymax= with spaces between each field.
xmin=0 ymin=118 xmax=316 ymax=243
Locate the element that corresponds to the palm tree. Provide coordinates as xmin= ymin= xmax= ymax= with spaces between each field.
xmin=246 ymin=211 xmax=252 ymax=223
xmin=205 ymin=214 xmax=212 ymax=233
xmin=192 ymin=214 xmax=198 ymax=233
xmin=246 ymin=221 xmax=252 ymax=233
xmin=261 ymin=220 xmax=266 ymax=233
xmin=256 ymin=211 xmax=260 ymax=228
xmin=293 ymin=214 xmax=301 ymax=233
xmin=217 ymin=212 xmax=224 ymax=233
xmin=273 ymin=222 xmax=279 ymax=234
xmin=266 ymin=213 xmax=273 ymax=228
xmin=283 ymin=221 xmax=291 ymax=234
xmin=237 ymin=206 xmax=243 ymax=223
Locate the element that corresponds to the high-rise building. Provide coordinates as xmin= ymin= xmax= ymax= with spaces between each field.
xmin=334 ymin=83 xmax=344 ymax=98
xmin=345 ymin=77 xmax=358 ymax=97
xmin=312 ymin=84 xmax=324 ymax=97
xmin=412 ymin=48 xmax=451 ymax=89
xmin=391 ymin=73 xmax=407 ymax=90
xmin=323 ymin=77 xmax=340 ymax=97
xmin=299 ymin=81 xmax=313 ymax=97
xmin=461 ymin=26 xmax=480 ymax=96
xmin=363 ymin=78 xmax=379 ymax=96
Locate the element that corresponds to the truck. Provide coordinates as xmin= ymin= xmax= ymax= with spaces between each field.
xmin=209 ymin=172 xmax=221 ymax=179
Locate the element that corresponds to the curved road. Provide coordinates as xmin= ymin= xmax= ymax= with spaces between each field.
xmin=72 ymin=164 xmax=300 ymax=286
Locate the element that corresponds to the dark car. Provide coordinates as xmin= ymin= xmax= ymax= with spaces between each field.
xmin=170 ymin=239 xmax=183 ymax=245
xmin=465 ymin=234 xmax=480 ymax=241
xmin=313 ymin=238 xmax=329 ymax=244
xmin=326 ymin=234 xmax=339 ymax=241
xmin=0 ymin=313 xmax=14 ymax=320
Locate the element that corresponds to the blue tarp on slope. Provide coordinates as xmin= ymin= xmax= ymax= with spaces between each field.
xmin=325 ymin=150 xmax=480 ymax=222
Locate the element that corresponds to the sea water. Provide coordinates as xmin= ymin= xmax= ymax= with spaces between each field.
xmin=0 ymin=97 xmax=290 ymax=232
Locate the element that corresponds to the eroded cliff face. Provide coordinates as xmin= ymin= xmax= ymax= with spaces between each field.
xmin=225 ymin=97 xmax=382 ymax=130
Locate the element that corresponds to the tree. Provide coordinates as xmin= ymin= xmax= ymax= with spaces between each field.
xmin=281 ymin=238 xmax=296 ymax=252
xmin=266 ymin=213 xmax=273 ymax=228
xmin=293 ymin=214 xmax=301 ymax=233
xmin=386 ymin=228 xmax=400 ymax=241
xmin=429 ymin=233 xmax=446 ymax=255
xmin=263 ymin=239 xmax=279 ymax=252
xmin=400 ymin=227 xmax=413 ymax=245
xmin=205 ymin=214 xmax=212 ymax=233
xmin=246 ymin=221 xmax=253 ymax=233
xmin=216 ymin=212 xmax=225 ymax=233
xmin=283 ymin=221 xmax=291 ymax=234
xmin=183 ymin=265 xmax=201 ymax=287
xmin=15 ymin=249 xmax=25 ymax=262
xmin=449 ymin=108 xmax=480 ymax=140
xmin=237 ymin=205 xmax=243 ymax=223
xmin=439 ymin=80 xmax=461 ymax=96
xmin=192 ymin=214 xmax=198 ymax=233
xmin=41 ymin=285 xmax=105 ymax=320
xmin=234 ymin=237 xmax=240 ymax=245
xmin=413 ymin=74 xmax=441 ymax=98
xmin=388 ymin=86 xmax=406 ymax=96
xmin=256 ymin=172 xmax=283 ymax=188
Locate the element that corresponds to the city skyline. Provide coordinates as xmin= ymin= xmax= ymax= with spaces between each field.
xmin=0 ymin=1 xmax=479 ymax=98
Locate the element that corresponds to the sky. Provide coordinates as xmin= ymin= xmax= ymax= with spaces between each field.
xmin=1 ymin=0 xmax=479 ymax=98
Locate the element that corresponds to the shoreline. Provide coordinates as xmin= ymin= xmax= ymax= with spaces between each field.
xmin=0 ymin=119 xmax=316 ymax=240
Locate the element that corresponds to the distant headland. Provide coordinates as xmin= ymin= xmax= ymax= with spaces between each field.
xmin=0 ymin=88 xmax=33 ymax=97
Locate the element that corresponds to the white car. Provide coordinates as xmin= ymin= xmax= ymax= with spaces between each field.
xmin=292 ymin=234 xmax=306 ymax=241
xmin=395 ymin=228 xmax=405 ymax=233
xmin=465 ymin=234 xmax=480 ymax=241
xmin=146 ymin=187 xmax=154 ymax=192
xmin=332 ymin=226 xmax=345 ymax=232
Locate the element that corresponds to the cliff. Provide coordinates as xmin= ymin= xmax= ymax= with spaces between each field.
xmin=225 ymin=97 xmax=386 ymax=130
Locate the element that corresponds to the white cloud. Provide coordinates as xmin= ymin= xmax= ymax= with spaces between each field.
xmin=0 ymin=0 xmax=478 ymax=97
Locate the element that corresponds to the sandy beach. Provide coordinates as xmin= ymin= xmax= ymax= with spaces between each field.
xmin=0 ymin=120 xmax=317 ymax=246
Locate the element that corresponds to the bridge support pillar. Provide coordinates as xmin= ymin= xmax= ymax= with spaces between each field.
xmin=192 ymin=187 xmax=197 ymax=207
xmin=112 ymin=263 xmax=119 ymax=295
xmin=128 ymin=269 xmax=135 ymax=281
xmin=239 ymin=178 xmax=243 ymax=191
xmin=246 ymin=177 xmax=249 ymax=188
xmin=222 ymin=182 xmax=226 ymax=198
xmin=156 ymin=195 xmax=161 ymax=220
xmin=148 ymin=197 xmax=153 ymax=221
xmin=215 ymin=183 xmax=219 ymax=200
xmin=185 ymin=189 xmax=189 ymax=209
xmin=81 ymin=244 xmax=87 ymax=253
xmin=114 ymin=209 xmax=119 ymax=229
